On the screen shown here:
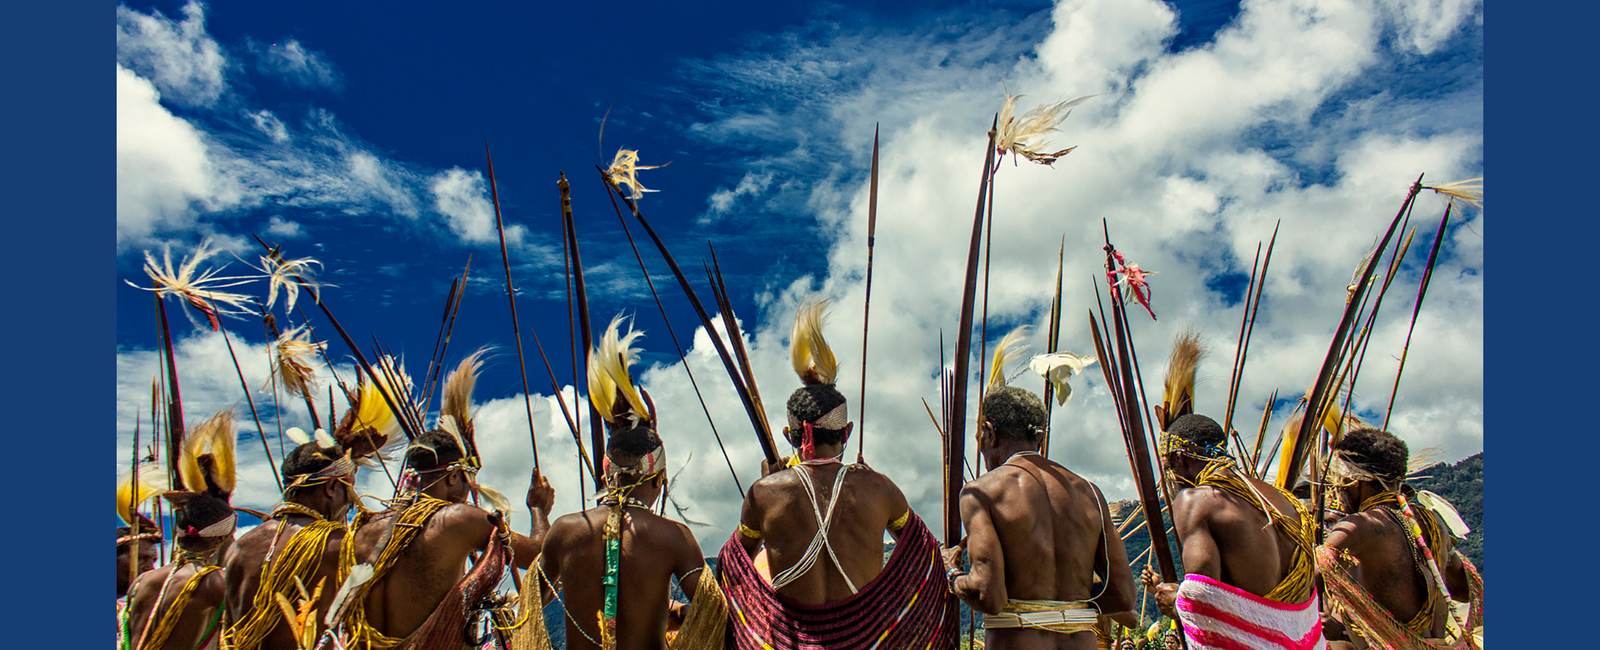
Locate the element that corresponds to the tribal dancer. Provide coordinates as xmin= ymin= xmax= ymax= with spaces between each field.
xmin=720 ymin=299 xmax=958 ymax=650
xmin=119 ymin=470 xmax=167 ymax=600
xmin=535 ymin=315 xmax=722 ymax=650
xmin=223 ymin=429 xmax=359 ymax=650
xmin=1142 ymin=414 xmax=1326 ymax=650
xmin=343 ymin=352 xmax=552 ymax=649
xmin=125 ymin=410 xmax=239 ymax=650
xmin=943 ymin=328 xmax=1138 ymax=650
xmin=1317 ymin=427 xmax=1482 ymax=650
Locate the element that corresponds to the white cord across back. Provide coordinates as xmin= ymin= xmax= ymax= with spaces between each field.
xmin=769 ymin=463 xmax=858 ymax=594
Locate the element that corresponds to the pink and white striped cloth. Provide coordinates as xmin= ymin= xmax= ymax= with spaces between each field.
xmin=1174 ymin=574 xmax=1327 ymax=650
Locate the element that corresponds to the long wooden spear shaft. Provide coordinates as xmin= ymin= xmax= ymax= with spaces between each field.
xmin=601 ymin=187 xmax=744 ymax=497
xmin=1223 ymin=222 xmax=1279 ymax=456
xmin=1385 ymin=202 xmax=1453 ymax=429
xmin=213 ymin=310 xmax=283 ymax=493
xmin=529 ymin=328 xmax=598 ymax=484
xmin=1281 ymin=178 xmax=1420 ymax=488
xmin=601 ymin=169 xmax=778 ymax=463
xmin=857 ymin=125 xmax=880 ymax=463
xmin=946 ymin=118 xmax=999 ymax=546
xmin=1100 ymin=239 xmax=1180 ymax=583
xmin=485 ymin=145 xmax=541 ymax=472
xmin=1041 ymin=236 xmax=1065 ymax=454
xmin=153 ymin=286 xmax=186 ymax=484
xmin=561 ymin=172 xmax=605 ymax=487
xmin=259 ymin=310 xmax=322 ymax=430
xmin=707 ymin=248 xmax=772 ymax=437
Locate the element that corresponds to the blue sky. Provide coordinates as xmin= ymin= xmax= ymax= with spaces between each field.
xmin=115 ymin=0 xmax=1484 ymax=554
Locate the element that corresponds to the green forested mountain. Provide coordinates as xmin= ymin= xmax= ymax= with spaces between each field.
xmin=1409 ymin=452 xmax=1484 ymax=572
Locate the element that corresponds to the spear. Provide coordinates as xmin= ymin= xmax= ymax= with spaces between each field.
xmin=601 ymin=168 xmax=778 ymax=463
xmin=561 ymin=171 xmax=604 ymax=486
xmin=706 ymin=247 xmax=772 ymax=440
xmin=1041 ymin=236 xmax=1065 ymax=454
xmin=529 ymin=328 xmax=598 ymax=486
xmin=213 ymin=304 xmax=283 ymax=493
xmin=1223 ymin=222 xmax=1279 ymax=455
xmin=1385 ymin=202 xmax=1454 ymax=429
xmin=485 ymin=145 xmax=541 ymax=471
xmin=858 ymin=125 xmax=880 ymax=463
xmin=602 ymin=186 xmax=744 ymax=497
xmin=1278 ymin=177 xmax=1421 ymax=489
xmin=946 ymin=116 xmax=999 ymax=545
xmin=259 ymin=309 xmax=321 ymax=431
xmin=1098 ymin=232 xmax=1179 ymax=584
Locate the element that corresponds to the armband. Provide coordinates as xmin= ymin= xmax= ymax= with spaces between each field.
xmin=887 ymin=509 xmax=910 ymax=532
xmin=738 ymin=522 xmax=763 ymax=540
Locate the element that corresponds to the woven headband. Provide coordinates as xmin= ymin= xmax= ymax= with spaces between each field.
xmin=787 ymin=401 xmax=848 ymax=431
xmin=284 ymin=453 xmax=356 ymax=492
xmin=117 ymin=531 xmax=164 ymax=546
xmin=1160 ymin=431 xmax=1228 ymax=460
xmin=604 ymin=444 xmax=666 ymax=488
xmin=180 ymin=512 xmax=237 ymax=539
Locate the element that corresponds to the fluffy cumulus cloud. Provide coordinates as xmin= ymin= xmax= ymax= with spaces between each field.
xmin=116 ymin=0 xmax=1483 ymax=555
xmin=114 ymin=3 xmax=515 ymax=253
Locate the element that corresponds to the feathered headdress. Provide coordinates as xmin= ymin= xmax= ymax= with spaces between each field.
xmin=1157 ymin=332 xmax=1205 ymax=431
xmin=588 ymin=316 xmax=653 ymax=431
xmin=333 ymin=355 xmax=412 ymax=462
xmin=985 ymin=326 xmax=1031 ymax=394
xmin=176 ymin=408 xmax=238 ymax=499
xmin=117 ymin=466 xmax=169 ymax=528
xmin=437 ymin=349 xmax=489 ymax=460
xmin=790 ymin=299 xmax=839 ymax=387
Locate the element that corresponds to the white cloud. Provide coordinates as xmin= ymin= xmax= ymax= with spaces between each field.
xmin=116 ymin=1 xmax=227 ymax=108
xmin=249 ymin=38 xmax=343 ymax=90
xmin=264 ymin=216 xmax=305 ymax=239
xmin=704 ymin=171 xmax=775 ymax=221
xmin=117 ymin=64 xmax=239 ymax=250
xmin=116 ymin=0 xmax=1483 ymax=556
xmin=430 ymin=167 xmax=524 ymax=247
xmin=246 ymin=109 xmax=289 ymax=143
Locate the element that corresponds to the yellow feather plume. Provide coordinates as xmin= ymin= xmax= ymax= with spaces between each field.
xmin=117 ymin=467 xmax=169 ymax=525
xmin=588 ymin=315 xmax=649 ymax=426
xmin=1274 ymin=409 xmax=1307 ymax=489
xmin=790 ymin=299 xmax=838 ymax=386
xmin=440 ymin=349 xmax=489 ymax=448
xmin=180 ymin=408 xmax=237 ymax=496
xmin=347 ymin=356 xmax=409 ymax=447
xmin=1159 ymin=332 xmax=1205 ymax=430
xmin=986 ymin=326 xmax=1031 ymax=393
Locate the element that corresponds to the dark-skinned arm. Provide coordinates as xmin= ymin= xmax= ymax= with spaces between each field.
xmin=738 ymin=482 xmax=766 ymax=558
xmin=518 ymin=472 xmax=556 ymax=570
xmin=669 ymin=522 xmax=707 ymax=631
xmin=946 ymin=485 xmax=1007 ymax=616
xmin=536 ymin=520 xmax=567 ymax=606
xmin=1143 ymin=489 xmax=1219 ymax=620
xmin=880 ymin=472 xmax=913 ymax=542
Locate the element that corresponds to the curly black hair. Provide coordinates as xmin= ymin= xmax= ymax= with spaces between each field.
xmin=607 ymin=422 xmax=664 ymax=464
xmin=785 ymin=384 xmax=850 ymax=446
xmin=281 ymin=440 xmax=349 ymax=484
xmin=1334 ymin=426 xmax=1409 ymax=482
xmin=981 ymin=386 xmax=1047 ymax=441
xmin=406 ymin=429 xmax=466 ymax=471
xmin=1168 ymin=413 xmax=1226 ymax=447
xmin=173 ymin=494 xmax=234 ymax=545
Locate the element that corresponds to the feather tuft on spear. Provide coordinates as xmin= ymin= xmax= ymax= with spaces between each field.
xmin=986 ymin=326 xmax=1031 ymax=392
xmin=1422 ymin=177 xmax=1482 ymax=209
xmin=604 ymin=148 xmax=666 ymax=200
xmin=995 ymin=89 xmax=1097 ymax=166
xmin=128 ymin=238 xmax=259 ymax=331
xmin=274 ymin=325 xmax=326 ymax=400
xmin=255 ymin=251 xmax=326 ymax=313
xmin=1029 ymin=351 xmax=1097 ymax=406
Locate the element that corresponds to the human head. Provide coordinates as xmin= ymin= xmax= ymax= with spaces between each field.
xmin=169 ymin=493 xmax=236 ymax=556
xmin=1330 ymin=426 xmax=1409 ymax=511
xmin=1161 ymin=413 xmax=1229 ymax=483
xmin=406 ymin=429 xmax=475 ymax=503
xmin=605 ymin=422 xmax=667 ymax=504
xmin=1163 ymin=628 xmax=1180 ymax=650
xmin=785 ymin=383 xmax=852 ymax=455
xmin=116 ymin=524 xmax=161 ymax=597
xmin=978 ymin=386 xmax=1046 ymax=465
xmin=281 ymin=440 xmax=357 ymax=518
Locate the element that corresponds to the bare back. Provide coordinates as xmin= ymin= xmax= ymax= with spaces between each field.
xmin=1171 ymin=473 xmax=1301 ymax=597
xmin=127 ymin=562 xmax=227 ymax=650
xmin=540 ymin=506 xmax=704 ymax=650
xmin=960 ymin=455 xmax=1135 ymax=650
xmin=223 ymin=518 xmax=346 ymax=650
xmin=739 ymin=463 xmax=910 ymax=604
xmin=1324 ymin=510 xmax=1449 ymax=640
xmin=349 ymin=503 xmax=496 ymax=641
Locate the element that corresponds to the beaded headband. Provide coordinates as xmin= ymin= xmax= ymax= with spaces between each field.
xmin=117 ymin=531 xmax=164 ymax=546
xmin=603 ymin=444 xmax=666 ymax=488
xmin=1159 ymin=431 xmax=1229 ymax=460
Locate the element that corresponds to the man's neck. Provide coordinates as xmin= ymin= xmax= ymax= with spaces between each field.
xmin=984 ymin=442 xmax=1042 ymax=470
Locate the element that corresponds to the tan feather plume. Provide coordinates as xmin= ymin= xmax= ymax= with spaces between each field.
xmin=180 ymin=408 xmax=238 ymax=497
xmin=440 ymin=348 xmax=489 ymax=453
xmin=117 ymin=467 xmax=169 ymax=525
xmin=274 ymin=325 xmax=326 ymax=399
xmin=1159 ymin=332 xmax=1205 ymax=430
xmin=986 ymin=326 xmax=1031 ymax=393
xmin=790 ymin=299 xmax=838 ymax=386
xmin=335 ymin=355 xmax=410 ymax=457
xmin=588 ymin=315 xmax=649 ymax=427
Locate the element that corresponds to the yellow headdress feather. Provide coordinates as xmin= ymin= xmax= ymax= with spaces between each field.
xmin=117 ymin=467 xmax=169 ymax=525
xmin=440 ymin=348 xmax=489 ymax=454
xmin=1158 ymin=332 xmax=1205 ymax=430
xmin=986 ymin=326 xmax=1031 ymax=393
xmin=588 ymin=315 xmax=649 ymax=427
xmin=338 ymin=355 xmax=409 ymax=454
xmin=179 ymin=408 xmax=237 ymax=497
xmin=790 ymin=299 xmax=838 ymax=386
